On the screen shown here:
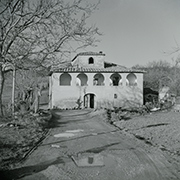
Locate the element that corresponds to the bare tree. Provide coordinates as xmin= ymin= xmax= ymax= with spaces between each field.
xmin=0 ymin=0 xmax=101 ymax=116
xmin=14 ymin=69 xmax=46 ymax=113
xmin=133 ymin=60 xmax=180 ymax=95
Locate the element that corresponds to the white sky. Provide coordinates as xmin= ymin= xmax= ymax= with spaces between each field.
xmin=80 ymin=0 xmax=180 ymax=67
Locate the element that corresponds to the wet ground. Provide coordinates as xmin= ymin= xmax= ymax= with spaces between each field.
xmin=1 ymin=109 xmax=180 ymax=180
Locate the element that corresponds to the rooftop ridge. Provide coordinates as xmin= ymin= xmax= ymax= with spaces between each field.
xmin=72 ymin=51 xmax=105 ymax=61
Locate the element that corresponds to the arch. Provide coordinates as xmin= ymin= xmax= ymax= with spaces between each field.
xmin=110 ymin=73 xmax=122 ymax=86
xmin=93 ymin=73 xmax=105 ymax=86
xmin=76 ymin=73 xmax=88 ymax=86
xmin=88 ymin=57 xmax=94 ymax=64
xmin=126 ymin=73 xmax=137 ymax=86
xmin=84 ymin=93 xmax=95 ymax=108
xmin=59 ymin=73 xmax=72 ymax=86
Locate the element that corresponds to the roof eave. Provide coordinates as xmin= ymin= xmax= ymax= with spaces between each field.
xmin=49 ymin=69 xmax=145 ymax=74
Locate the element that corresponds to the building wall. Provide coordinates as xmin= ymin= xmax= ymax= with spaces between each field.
xmin=72 ymin=54 xmax=105 ymax=68
xmin=49 ymin=72 xmax=143 ymax=109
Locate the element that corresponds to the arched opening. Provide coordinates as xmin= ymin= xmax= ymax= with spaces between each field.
xmin=76 ymin=73 xmax=88 ymax=86
xmin=59 ymin=73 xmax=72 ymax=86
xmin=88 ymin=57 xmax=94 ymax=64
xmin=126 ymin=73 xmax=137 ymax=86
xmin=93 ymin=73 xmax=104 ymax=86
xmin=84 ymin=93 xmax=95 ymax=108
xmin=110 ymin=73 xmax=122 ymax=86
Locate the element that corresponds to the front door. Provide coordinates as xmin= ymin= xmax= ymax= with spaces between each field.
xmin=84 ymin=94 xmax=95 ymax=108
xmin=90 ymin=94 xmax=94 ymax=108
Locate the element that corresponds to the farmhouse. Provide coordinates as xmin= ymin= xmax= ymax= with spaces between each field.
xmin=49 ymin=52 xmax=144 ymax=109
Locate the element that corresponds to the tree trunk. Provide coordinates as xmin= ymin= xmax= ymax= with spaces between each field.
xmin=0 ymin=65 xmax=5 ymax=116
xmin=30 ymin=86 xmax=41 ymax=113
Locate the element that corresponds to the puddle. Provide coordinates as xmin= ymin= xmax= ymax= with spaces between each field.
xmin=54 ymin=133 xmax=75 ymax=138
xmin=54 ymin=129 xmax=84 ymax=138
xmin=66 ymin=129 xmax=84 ymax=133
xmin=72 ymin=154 xmax=104 ymax=167
xmin=51 ymin=144 xmax=60 ymax=148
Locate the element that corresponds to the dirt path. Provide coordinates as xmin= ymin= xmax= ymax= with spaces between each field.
xmin=1 ymin=109 xmax=179 ymax=180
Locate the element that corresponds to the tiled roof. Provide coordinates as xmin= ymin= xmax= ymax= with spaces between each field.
xmin=78 ymin=51 xmax=105 ymax=56
xmin=105 ymin=65 xmax=129 ymax=71
xmin=50 ymin=65 xmax=144 ymax=74
xmin=49 ymin=53 xmax=145 ymax=74
xmin=72 ymin=51 xmax=105 ymax=61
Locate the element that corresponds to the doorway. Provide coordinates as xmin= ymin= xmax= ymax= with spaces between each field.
xmin=84 ymin=93 xmax=95 ymax=108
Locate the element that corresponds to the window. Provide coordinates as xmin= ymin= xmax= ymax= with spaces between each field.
xmin=114 ymin=94 xmax=117 ymax=99
xmin=89 ymin=57 xmax=94 ymax=64
xmin=76 ymin=73 xmax=88 ymax=86
xmin=126 ymin=73 xmax=137 ymax=86
xmin=110 ymin=73 xmax=122 ymax=86
xmin=60 ymin=73 xmax=72 ymax=86
xmin=93 ymin=73 xmax=105 ymax=86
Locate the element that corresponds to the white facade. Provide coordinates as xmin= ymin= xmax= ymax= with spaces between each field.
xmin=49 ymin=52 xmax=144 ymax=109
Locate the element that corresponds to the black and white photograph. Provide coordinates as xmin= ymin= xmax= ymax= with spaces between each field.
xmin=0 ymin=0 xmax=180 ymax=179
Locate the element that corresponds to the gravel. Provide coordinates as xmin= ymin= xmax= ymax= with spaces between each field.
xmin=113 ymin=110 xmax=180 ymax=165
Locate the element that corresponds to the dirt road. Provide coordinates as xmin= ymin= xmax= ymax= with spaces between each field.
xmin=1 ymin=109 xmax=179 ymax=180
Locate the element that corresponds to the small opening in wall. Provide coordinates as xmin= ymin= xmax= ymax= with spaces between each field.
xmin=114 ymin=94 xmax=117 ymax=99
xmin=126 ymin=73 xmax=137 ymax=86
xmin=89 ymin=57 xmax=94 ymax=64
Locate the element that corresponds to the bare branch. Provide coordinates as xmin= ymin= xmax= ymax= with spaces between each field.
xmin=0 ymin=0 xmax=101 ymax=69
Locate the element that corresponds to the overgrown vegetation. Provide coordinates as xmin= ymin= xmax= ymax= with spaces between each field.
xmin=132 ymin=60 xmax=180 ymax=95
xmin=0 ymin=0 xmax=101 ymax=116
xmin=0 ymin=110 xmax=51 ymax=170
